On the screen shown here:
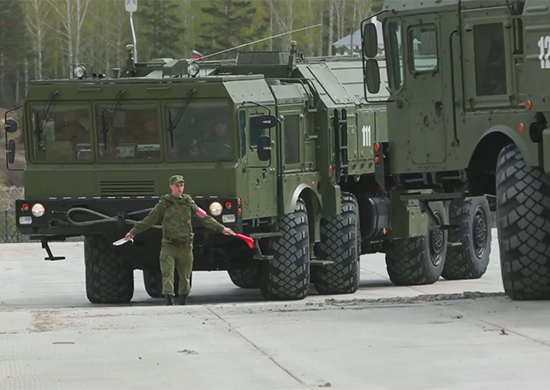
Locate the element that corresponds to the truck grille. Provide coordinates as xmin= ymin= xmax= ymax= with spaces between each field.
xmin=100 ymin=180 xmax=156 ymax=196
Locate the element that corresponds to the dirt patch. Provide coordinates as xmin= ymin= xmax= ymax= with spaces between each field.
xmin=29 ymin=310 xmax=71 ymax=333
xmin=324 ymin=291 xmax=506 ymax=307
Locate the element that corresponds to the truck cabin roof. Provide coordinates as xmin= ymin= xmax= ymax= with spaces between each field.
xmin=380 ymin=0 xmax=522 ymax=17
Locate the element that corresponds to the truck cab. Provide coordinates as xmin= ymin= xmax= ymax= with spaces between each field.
xmin=362 ymin=0 xmax=550 ymax=300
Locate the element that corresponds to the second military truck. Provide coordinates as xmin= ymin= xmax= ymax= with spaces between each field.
xmin=362 ymin=0 xmax=550 ymax=300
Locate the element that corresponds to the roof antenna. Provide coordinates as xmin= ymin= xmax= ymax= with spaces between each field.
xmin=125 ymin=0 xmax=139 ymax=62
xmin=196 ymin=24 xmax=322 ymax=61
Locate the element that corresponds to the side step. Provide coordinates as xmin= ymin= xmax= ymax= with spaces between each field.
xmin=402 ymin=193 xmax=464 ymax=230
xmin=400 ymin=192 xmax=465 ymax=202
xmin=245 ymin=233 xmax=336 ymax=265
xmin=428 ymin=224 xmax=460 ymax=231
xmin=248 ymin=232 xmax=282 ymax=261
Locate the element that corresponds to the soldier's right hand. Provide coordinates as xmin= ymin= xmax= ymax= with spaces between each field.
xmin=125 ymin=232 xmax=134 ymax=241
xmin=222 ymin=227 xmax=236 ymax=236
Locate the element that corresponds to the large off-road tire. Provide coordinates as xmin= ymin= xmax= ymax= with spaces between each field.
xmin=385 ymin=202 xmax=448 ymax=285
xmin=228 ymin=263 xmax=261 ymax=289
xmin=496 ymin=143 xmax=550 ymax=300
xmin=313 ymin=192 xmax=360 ymax=294
xmin=261 ymin=199 xmax=310 ymax=300
xmin=442 ymin=197 xmax=491 ymax=280
xmin=85 ymin=236 xmax=134 ymax=304
xmin=143 ymin=270 xmax=163 ymax=298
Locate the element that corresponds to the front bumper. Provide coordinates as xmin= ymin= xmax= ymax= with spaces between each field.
xmin=15 ymin=196 xmax=243 ymax=238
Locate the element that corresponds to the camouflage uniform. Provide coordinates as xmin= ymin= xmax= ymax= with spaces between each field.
xmin=129 ymin=176 xmax=225 ymax=296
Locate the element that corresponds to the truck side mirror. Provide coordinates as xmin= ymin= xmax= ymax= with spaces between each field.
xmin=365 ymin=59 xmax=381 ymax=94
xmin=257 ymin=135 xmax=271 ymax=161
xmin=8 ymin=139 xmax=16 ymax=164
xmin=250 ymin=115 xmax=278 ymax=129
xmin=4 ymin=119 xmax=18 ymax=133
xmin=362 ymin=23 xmax=378 ymax=58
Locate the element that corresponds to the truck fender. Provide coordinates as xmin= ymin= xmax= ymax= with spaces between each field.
xmin=470 ymin=125 xmax=537 ymax=168
xmin=287 ymin=184 xmax=323 ymax=243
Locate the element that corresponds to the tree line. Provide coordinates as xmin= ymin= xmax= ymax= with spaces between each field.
xmin=0 ymin=0 xmax=383 ymax=108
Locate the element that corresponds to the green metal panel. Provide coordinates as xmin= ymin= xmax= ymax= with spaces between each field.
xmin=307 ymin=64 xmax=356 ymax=106
xmin=351 ymin=109 xmax=376 ymax=175
xmin=389 ymin=191 xmax=429 ymax=240
xmin=380 ymin=0 xmax=540 ymax=175
xmin=239 ymin=108 xmax=278 ymax=219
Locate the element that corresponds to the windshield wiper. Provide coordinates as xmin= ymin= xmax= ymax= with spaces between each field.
xmin=101 ymin=90 xmax=126 ymax=150
xmin=35 ymin=91 xmax=59 ymax=150
xmin=166 ymin=88 xmax=197 ymax=147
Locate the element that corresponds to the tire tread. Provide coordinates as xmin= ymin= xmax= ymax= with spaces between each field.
xmin=85 ymin=236 xmax=134 ymax=304
xmin=497 ymin=144 xmax=550 ymax=300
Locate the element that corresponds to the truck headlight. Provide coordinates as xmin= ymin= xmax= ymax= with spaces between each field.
xmin=187 ymin=63 xmax=200 ymax=77
xmin=209 ymin=202 xmax=223 ymax=216
xmin=73 ymin=64 xmax=87 ymax=79
xmin=31 ymin=203 xmax=46 ymax=217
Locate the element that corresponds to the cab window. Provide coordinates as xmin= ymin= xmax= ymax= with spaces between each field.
xmin=96 ymin=103 xmax=160 ymax=161
xmin=474 ymin=23 xmax=507 ymax=96
xmin=30 ymin=103 xmax=93 ymax=162
xmin=239 ymin=110 xmax=247 ymax=157
xmin=284 ymin=115 xmax=300 ymax=165
xmin=409 ymin=25 xmax=438 ymax=73
xmin=388 ymin=21 xmax=404 ymax=89
xmin=166 ymin=101 xmax=232 ymax=162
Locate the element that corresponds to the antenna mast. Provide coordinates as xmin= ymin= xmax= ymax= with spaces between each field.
xmin=125 ymin=0 xmax=139 ymax=62
xmin=197 ymin=24 xmax=322 ymax=61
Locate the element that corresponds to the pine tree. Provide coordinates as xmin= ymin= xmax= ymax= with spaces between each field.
xmin=199 ymin=0 xmax=264 ymax=59
xmin=0 ymin=0 xmax=28 ymax=106
xmin=137 ymin=0 xmax=185 ymax=59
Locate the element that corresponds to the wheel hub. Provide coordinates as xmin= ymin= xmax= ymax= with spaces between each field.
xmin=473 ymin=206 xmax=488 ymax=258
xmin=429 ymin=213 xmax=444 ymax=266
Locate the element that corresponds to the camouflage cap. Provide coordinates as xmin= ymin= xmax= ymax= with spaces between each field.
xmin=169 ymin=175 xmax=185 ymax=185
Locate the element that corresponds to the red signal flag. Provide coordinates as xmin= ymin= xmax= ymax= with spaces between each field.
xmin=236 ymin=233 xmax=255 ymax=249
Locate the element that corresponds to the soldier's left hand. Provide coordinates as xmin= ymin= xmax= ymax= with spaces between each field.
xmin=222 ymin=227 xmax=236 ymax=236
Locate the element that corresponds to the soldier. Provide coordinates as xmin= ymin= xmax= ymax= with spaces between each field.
xmin=125 ymin=175 xmax=235 ymax=305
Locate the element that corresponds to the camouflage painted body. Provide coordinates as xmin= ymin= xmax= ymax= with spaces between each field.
xmin=9 ymin=37 xmax=428 ymax=303
xmin=359 ymin=0 xmax=550 ymax=300
xmin=130 ymin=194 xmax=225 ymax=245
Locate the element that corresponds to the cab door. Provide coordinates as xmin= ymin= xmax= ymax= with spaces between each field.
xmin=401 ymin=14 xmax=448 ymax=165
xmin=239 ymin=109 xmax=278 ymax=219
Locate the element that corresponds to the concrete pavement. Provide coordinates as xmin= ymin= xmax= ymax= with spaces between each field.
xmin=2 ymin=230 xmax=550 ymax=390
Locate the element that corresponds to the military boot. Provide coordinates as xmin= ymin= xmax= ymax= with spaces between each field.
xmin=164 ymin=294 xmax=176 ymax=306
xmin=177 ymin=294 xmax=188 ymax=306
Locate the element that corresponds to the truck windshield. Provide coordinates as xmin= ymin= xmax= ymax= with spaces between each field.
xmin=30 ymin=103 xmax=93 ymax=162
xmin=96 ymin=103 xmax=161 ymax=161
xmin=166 ymin=100 xmax=233 ymax=161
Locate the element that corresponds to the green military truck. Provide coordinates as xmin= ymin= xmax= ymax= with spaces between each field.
xmin=361 ymin=0 xmax=550 ymax=300
xmin=4 ymin=39 xmax=491 ymax=303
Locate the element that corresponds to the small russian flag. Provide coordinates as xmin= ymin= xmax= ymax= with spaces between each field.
xmin=192 ymin=50 xmax=203 ymax=59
